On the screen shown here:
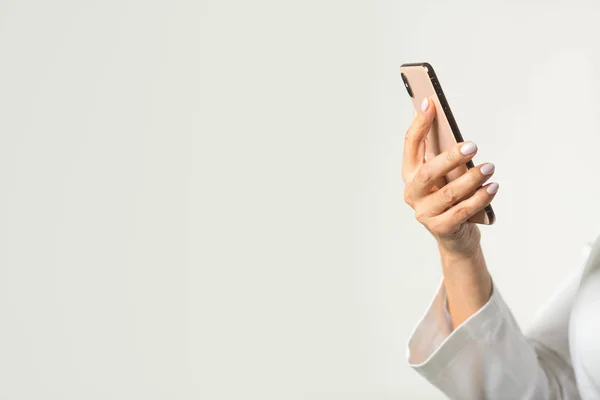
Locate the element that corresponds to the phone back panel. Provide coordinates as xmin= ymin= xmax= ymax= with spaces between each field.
xmin=400 ymin=63 xmax=494 ymax=225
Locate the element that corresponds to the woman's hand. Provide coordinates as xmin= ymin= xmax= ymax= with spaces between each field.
xmin=402 ymin=97 xmax=499 ymax=257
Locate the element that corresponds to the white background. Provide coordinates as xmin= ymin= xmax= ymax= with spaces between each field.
xmin=1 ymin=1 xmax=600 ymax=399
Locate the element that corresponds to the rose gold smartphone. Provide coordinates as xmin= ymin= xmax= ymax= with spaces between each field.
xmin=400 ymin=62 xmax=495 ymax=225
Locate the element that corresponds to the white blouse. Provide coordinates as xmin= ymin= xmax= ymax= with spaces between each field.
xmin=407 ymin=234 xmax=600 ymax=399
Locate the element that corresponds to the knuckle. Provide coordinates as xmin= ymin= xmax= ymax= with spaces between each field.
xmin=453 ymin=205 xmax=471 ymax=221
xmin=439 ymin=185 xmax=457 ymax=204
xmin=464 ymin=169 xmax=482 ymax=187
xmin=404 ymin=189 xmax=414 ymax=207
xmin=427 ymin=220 xmax=440 ymax=234
xmin=401 ymin=168 xmax=409 ymax=184
xmin=445 ymin=150 xmax=459 ymax=163
xmin=404 ymin=127 xmax=419 ymax=144
xmin=405 ymin=118 xmax=429 ymax=143
xmin=414 ymin=208 xmax=428 ymax=223
xmin=415 ymin=166 xmax=432 ymax=184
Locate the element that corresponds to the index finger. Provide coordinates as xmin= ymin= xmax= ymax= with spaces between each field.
xmin=403 ymin=97 xmax=436 ymax=175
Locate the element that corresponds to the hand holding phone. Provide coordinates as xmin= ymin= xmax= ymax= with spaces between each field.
xmin=400 ymin=62 xmax=496 ymax=226
xmin=400 ymin=62 xmax=498 ymax=254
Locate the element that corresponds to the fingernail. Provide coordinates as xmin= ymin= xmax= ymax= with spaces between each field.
xmin=486 ymin=182 xmax=499 ymax=194
xmin=460 ymin=141 xmax=477 ymax=155
xmin=480 ymin=163 xmax=495 ymax=175
xmin=421 ymin=97 xmax=429 ymax=112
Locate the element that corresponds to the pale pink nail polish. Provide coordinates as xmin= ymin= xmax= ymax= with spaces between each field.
xmin=460 ymin=142 xmax=477 ymax=155
xmin=487 ymin=183 xmax=499 ymax=194
xmin=421 ymin=98 xmax=429 ymax=112
xmin=480 ymin=163 xmax=495 ymax=175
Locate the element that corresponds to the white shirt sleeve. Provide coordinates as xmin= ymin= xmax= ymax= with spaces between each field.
xmin=407 ymin=278 xmax=581 ymax=399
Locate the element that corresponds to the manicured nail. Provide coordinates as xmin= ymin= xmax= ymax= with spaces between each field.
xmin=480 ymin=163 xmax=495 ymax=175
xmin=421 ymin=97 xmax=429 ymax=112
xmin=487 ymin=182 xmax=499 ymax=194
xmin=460 ymin=141 xmax=477 ymax=155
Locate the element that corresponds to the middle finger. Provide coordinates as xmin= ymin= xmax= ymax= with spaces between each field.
xmin=411 ymin=140 xmax=479 ymax=198
xmin=417 ymin=162 xmax=495 ymax=217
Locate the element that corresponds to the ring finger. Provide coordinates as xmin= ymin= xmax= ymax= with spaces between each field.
xmin=416 ymin=162 xmax=496 ymax=217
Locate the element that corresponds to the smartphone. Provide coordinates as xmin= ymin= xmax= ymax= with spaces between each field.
xmin=400 ymin=62 xmax=495 ymax=225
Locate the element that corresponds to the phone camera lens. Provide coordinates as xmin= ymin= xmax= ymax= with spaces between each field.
xmin=401 ymin=72 xmax=413 ymax=98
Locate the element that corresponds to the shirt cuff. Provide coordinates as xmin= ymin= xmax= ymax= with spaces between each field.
xmin=407 ymin=278 xmax=509 ymax=382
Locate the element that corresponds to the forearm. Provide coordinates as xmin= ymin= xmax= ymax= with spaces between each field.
xmin=438 ymin=243 xmax=492 ymax=329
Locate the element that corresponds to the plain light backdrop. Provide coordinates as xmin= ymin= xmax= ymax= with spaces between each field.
xmin=1 ymin=1 xmax=600 ymax=399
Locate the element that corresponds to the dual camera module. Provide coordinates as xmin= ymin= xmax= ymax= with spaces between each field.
xmin=401 ymin=72 xmax=413 ymax=97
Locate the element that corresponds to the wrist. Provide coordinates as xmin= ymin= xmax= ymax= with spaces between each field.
xmin=438 ymin=242 xmax=489 ymax=286
xmin=437 ymin=239 xmax=482 ymax=260
xmin=435 ymin=224 xmax=482 ymax=258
